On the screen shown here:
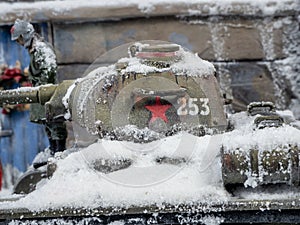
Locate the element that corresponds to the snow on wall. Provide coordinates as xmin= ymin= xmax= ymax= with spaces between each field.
xmin=270 ymin=17 xmax=300 ymax=118
xmin=0 ymin=0 xmax=299 ymax=22
xmin=208 ymin=23 xmax=226 ymax=61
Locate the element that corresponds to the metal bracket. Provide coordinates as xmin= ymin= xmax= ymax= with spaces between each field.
xmin=0 ymin=129 xmax=13 ymax=137
xmin=0 ymin=120 xmax=13 ymax=137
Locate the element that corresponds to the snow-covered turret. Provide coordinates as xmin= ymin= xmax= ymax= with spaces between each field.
xmin=69 ymin=41 xmax=227 ymax=142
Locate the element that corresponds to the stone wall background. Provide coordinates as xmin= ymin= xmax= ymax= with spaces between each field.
xmin=1 ymin=1 xmax=299 ymax=116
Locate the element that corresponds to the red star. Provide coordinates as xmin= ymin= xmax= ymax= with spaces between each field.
xmin=145 ymin=96 xmax=171 ymax=123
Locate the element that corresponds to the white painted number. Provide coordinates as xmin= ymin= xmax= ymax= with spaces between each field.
xmin=177 ymin=97 xmax=210 ymax=116
xmin=188 ymin=98 xmax=199 ymax=116
xmin=177 ymin=97 xmax=188 ymax=116
xmin=199 ymin=98 xmax=210 ymax=115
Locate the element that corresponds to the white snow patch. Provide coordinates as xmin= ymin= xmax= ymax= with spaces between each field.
xmin=138 ymin=2 xmax=156 ymax=14
xmin=34 ymin=40 xmax=56 ymax=73
xmin=223 ymin=111 xmax=300 ymax=151
xmin=171 ymin=51 xmax=215 ymax=77
xmin=0 ymin=133 xmax=229 ymax=211
xmin=0 ymin=0 xmax=298 ymax=21
xmin=118 ymin=45 xmax=215 ymax=77
xmin=0 ymin=111 xmax=299 ymax=211
xmin=31 ymin=148 xmax=51 ymax=166
xmin=62 ymin=78 xmax=82 ymax=120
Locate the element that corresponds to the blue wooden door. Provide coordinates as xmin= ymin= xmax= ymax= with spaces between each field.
xmin=0 ymin=112 xmax=48 ymax=187
xmin=0 ymin=23 xmax=49 ymax=188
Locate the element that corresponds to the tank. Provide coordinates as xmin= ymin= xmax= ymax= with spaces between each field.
xmin=0 ymin=41 xmax=299 ymax=224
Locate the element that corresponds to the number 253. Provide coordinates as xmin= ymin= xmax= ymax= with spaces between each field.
xmin=177 ymin=97 xmax=210 ymax=116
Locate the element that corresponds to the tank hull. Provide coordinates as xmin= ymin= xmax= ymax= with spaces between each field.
xmin=1 ymin=198 xmax=300 ymax=224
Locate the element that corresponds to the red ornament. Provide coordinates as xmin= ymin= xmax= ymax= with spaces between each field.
xmin=2 ymin=68 xmax=22 ymax=81
xmin=145 ymin=96 xmax=171 ymax=123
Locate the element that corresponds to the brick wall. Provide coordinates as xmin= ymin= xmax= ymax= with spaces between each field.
xmin=1 ymin=1 xmax=299 ymax=115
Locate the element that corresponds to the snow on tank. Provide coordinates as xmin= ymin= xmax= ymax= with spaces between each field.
xmin=1 ymin=41 xmax=300 ymax=223
xmin=222 ymin=102 xmax=300 ymax=190
xmin=69 ymin=40 xmax=227 ymax=144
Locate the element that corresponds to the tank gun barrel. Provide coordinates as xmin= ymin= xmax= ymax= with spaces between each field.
xmin=0 ymin=84 xmax=58 ymax=105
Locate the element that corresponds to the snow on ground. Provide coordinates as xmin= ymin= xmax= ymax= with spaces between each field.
xmin=0 ymin=111 xmax=300 ymax=212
